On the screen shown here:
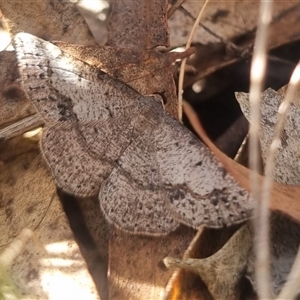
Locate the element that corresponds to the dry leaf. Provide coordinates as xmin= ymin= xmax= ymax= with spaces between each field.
xmin=170 ymin=2 xmax=300 ymax=90
xmin=107 ymin=0 xmax=169 ymax=49
xmin=164 ymin=223 xmax=252 ymax=300
xmin=236 ymin=88 xmax=300 ymax=185
xmin=56 ymin=190 xmax=109 ymax=300
xmin=0 ymin=51 xmax=35 ymax=129
xmin=164 ymin=224 xmax=247 ymax=300
xmin=105 ymin=0 xmax=183 ymax=118
xmin=0 ymin=0 xmax=97 ymax=45
xmin=169 ymin=1 xmax=300 ymax=48
xmin=236 ymin=88 xmax=300 ymax=296
xmin=0 ymin=141 xmax=98 ymax=299
xmin=109 ymin=226 xmax=194 ymax=300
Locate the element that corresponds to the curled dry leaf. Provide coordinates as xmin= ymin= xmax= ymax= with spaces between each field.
xmin=55 ymin=44 xmax=193 ymax=84
xmin=236 ymin=88 xmax=300 ymax=296
xmin=163 ymin=226 xmax=237 ymax=300
xmin=164 ymin=223 xmax=252 ymax=300
xmin=236 ymin=88 xmax=300 ymax=186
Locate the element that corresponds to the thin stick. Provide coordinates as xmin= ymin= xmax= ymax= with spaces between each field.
xmin=248 ymin=0 xmax=273 ymax=298
xmin=177 ymin=0 xmax=210 ymax=121
xmin=167 ymin=0 xmax=185 ymax=19
xmin=0 ymin=114 xmax=43 ymax=141
xmin=179 ymin=6 xmax=245 ymax=57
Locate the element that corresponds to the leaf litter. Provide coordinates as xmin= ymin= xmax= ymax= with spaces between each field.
xmin=1 ymin=0 xmax=300 ymax=300
xmin=236 ymin=85 xmax=300 ymax=297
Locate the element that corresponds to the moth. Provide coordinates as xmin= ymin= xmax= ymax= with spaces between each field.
xmin=14 ymin=33 xmax=252 ymax=235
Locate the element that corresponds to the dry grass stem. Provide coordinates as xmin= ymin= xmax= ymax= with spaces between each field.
xmin=177 ymin=0 xmax=210 ymax=121
xmin=248 ymin=0 xmax=273 ymax=298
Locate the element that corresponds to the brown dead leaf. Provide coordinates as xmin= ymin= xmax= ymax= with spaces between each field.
xmin=0 ymin=0 xmax=97 ymax=45
xmin=170 ymin=2 xmax=300 ymax=88
xmin=236 ymin=88 xmax=300 ymax=296
xmin=0 ymin=51 xmax=36 ymax=129
xmin=105 ymin=0 xmax=184 ymax=118
xmin=55 ymin=44 xmax=191 ymax=82
xmin=107 ymin=0 xmax=169 ymax=49
xmin=164 ymin=225 xmax=246 ymax=300
xmin=0 ymin=140 xmax=98 ymax=299
xmin=109 ymin=226 xmax=195 ymax=300
xmin=169 ymin=1 xmax=300 ymax=48
xmin=164 ymin=223 xmax=252 ymax=300
xmin=56 ymin=190 xmax=109 ymax=300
